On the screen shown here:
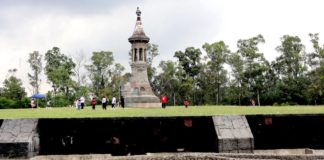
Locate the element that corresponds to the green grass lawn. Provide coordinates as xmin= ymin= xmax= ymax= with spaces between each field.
xmin=1 ymin=105 xmax=324 ymax=119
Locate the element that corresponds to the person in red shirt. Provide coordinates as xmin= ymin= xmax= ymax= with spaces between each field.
xmin=160 ymin=96 xmax=167 ymax=109
xmin=91 ymin=97 xmax=97 ymax=110
xmin=184 ymin=100 xmax=189 ymax=108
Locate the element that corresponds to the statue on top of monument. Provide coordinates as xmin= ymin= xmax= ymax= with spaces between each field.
xmin=136 ymin=7 xmax=141 ymax=17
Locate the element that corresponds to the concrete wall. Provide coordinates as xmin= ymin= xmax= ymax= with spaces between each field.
xmin=1 ymin=114 xmax=324 ymax=158
xmin=247 ymin=115 xmax=324 ymax=150
xmin=0 ymin=119 xmax=39 ymax=158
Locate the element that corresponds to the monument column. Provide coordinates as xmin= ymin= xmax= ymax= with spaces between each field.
xmin=122 ymin=7 xmax=160 ymax=108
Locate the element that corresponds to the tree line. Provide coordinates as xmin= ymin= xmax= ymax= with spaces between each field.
xmin=0 ymin=34 xmax=323 ymax=108
xmin=152 ymin=34 xmax=324 ymax=106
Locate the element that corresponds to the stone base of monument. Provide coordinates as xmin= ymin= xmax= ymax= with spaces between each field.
xmin=125 ymin=95 xmax=161 ymax=108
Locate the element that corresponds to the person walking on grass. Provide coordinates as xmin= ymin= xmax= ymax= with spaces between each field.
xmin=102 ymin=96 xmax=107 ymax=110
xmin=111 ymin=97 xmax=116 ymax=108
xmin=160 ymin=96 xmax=167 ymax=109
xmin=91 ymin=97 xmax=97 ymax=110
xmin=184 ymin=99 xmax=189 ymax=108
xmin=80 ymin=96 xmax=85 ymax=109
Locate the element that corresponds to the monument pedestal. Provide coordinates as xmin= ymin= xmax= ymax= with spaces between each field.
xmin=122 ymin=80 xmax=160 ymax=108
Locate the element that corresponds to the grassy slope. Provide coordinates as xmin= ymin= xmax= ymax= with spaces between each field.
xmin=1 ymin=105 xmax=324 ymax=119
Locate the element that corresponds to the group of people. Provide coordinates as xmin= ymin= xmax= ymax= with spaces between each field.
xmin=160 ymin=96 xmax=189 ymax=109
xmin=74 ymin=96 xmax=125 ymax=110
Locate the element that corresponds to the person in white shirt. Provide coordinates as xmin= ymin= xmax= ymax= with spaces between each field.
xmin=80 ymin=96 xmax=85 ymax=109
xmin=102 ymin=96 xmax=107 ymax=110
xmin=111 ymin=97 xmax=116 ymax=108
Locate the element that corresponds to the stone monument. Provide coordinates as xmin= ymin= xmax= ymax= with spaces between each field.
xmin=121 ymin=7 xmax=160 ymax=108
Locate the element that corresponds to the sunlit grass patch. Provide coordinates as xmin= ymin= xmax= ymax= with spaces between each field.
xmin=0 ymin=105 xmax=324 ymax=119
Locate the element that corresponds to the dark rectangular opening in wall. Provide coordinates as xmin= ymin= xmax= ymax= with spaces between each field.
xmin=247 ymin=115 xmax=324 ymax=149
xmin=38 ymin=117 xmax=217 ymax=156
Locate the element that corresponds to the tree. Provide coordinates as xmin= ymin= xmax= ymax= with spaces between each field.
xmin=237 ymin=34 xmax=267 ymax=106
xmin=27 ymin=51 xmax=42 ymax=94
xmin=72 ymin=51 xmax=87 ymax=87
xmin=2 ymin=76 xmax=26 ymax=101
xmin=146 ymin=43 xmax=159 ymax=66
xmin=274 ymin=35 xmax=308 ymax=104
xmin=45 ymin=47 xmax=76 ymax=96
xmin=227 ymin=52 xmax=246 ymax=105
xmin=108 ymin=63 xmax=125 ymax=98
xmin=307 ymin=33 xmax=324 ymax=104
xmin=146 ymin=43 xmax=159 ymax=88
xmin=203 ymin=41 xmax=229 ymax=104
xmin=154 ymin=60 xmax=181 ymax=105
xmin=86 ymin=51 xmax=114 ymax=96
xmin=174 ymin=47 xmax=202 ymax=105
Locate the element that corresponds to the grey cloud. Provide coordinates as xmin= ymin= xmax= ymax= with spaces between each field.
xmin=0 ymin=0 xmax=136 ymax=15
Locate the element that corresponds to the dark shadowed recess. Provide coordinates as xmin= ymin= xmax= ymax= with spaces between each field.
xmin=247 ymin=115 xmax=324 ymax=149
xmin=38 ymin=117 xmax=217 ymax=156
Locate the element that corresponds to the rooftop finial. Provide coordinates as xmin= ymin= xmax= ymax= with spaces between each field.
xmin=136 ymin=7 xmax=141 ymax=20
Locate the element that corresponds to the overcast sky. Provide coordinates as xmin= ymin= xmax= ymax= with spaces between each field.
xmin=1 ymin=0 xmax=324 ymax=95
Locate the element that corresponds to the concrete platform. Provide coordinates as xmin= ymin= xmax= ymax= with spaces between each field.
xmin=0 ymin=119 xmax=39 ymax=158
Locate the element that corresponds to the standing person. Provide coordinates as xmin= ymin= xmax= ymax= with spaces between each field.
xmin=160 ymin=96 xmax=167 ymax=109
xmin=30 ymin=99 xmax=36 ymax=108
xmin=46 ymin=100 xmax=51 ymax=109
xmin=77 ymin=99 xmax=81 ymax=110
xmin=102 ymin=96 xmax=107 ymax=110
xmin=111 ymin=97 xmax=116 ymax=108
xmin=80 ymin=96 xmax=85 ymax=109
xmin=91 ymin=97 xmax=97 ymax=110
xmin=120 ymin=96 xmax=125 ymax=108
xmin=184 ymin=99 xmax=189 ymax=108
xmin=74 ymin=99 xmax=78 ymax=109
xmin=251 ymin=99 xmax=256 ymax=106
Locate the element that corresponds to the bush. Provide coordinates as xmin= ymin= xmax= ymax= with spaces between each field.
xmin=0 ymin=97 xmax=17 ymax=109
xmin=280 ymin=102 xmax=290 ymax=106
xmin=50 ymin=95 xmax=71 ymax=107
xmin=273 ymin=102 xmax=280 ymax=106
xmin=18 ymin=97 xmax=31 ymax=108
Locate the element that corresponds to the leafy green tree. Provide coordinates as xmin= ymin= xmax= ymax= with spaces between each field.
xmin=108 ymin=63 xmax=125 ymax=98
xmin=261 ymin=62 xmax=281 ymax=105
xmin=203 ymin=41 xmax=229 ymax=104
xmin=227 ymin=52 xmax=246 ymax=105
xmin=154 ymin=60 xmax=181 ymax=105
xmin=146 ymin=43 xmax=159 ymax=66
xmin=307 ymin=33 xmax=324 ymax=104
xmin=274 ymin=35 xmax=308 ymax=104
xmin=45 ymin=47 xmax=76 ymax=96
xmin=237 ymin=34 xmax=268 ymax=106
xmin=174 ymin=47 xmax=202 ymax=105
xmin=27 ymin=51 xmax=42 ymax=94
xmin=86 ymin=51 xmax=114 ymax=96
xmin=2 ymin=76 xmax=26 ymax=101
xmin=146 ymin=43 xmax=159 ymax=88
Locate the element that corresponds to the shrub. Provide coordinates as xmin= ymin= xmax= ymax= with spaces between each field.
xmin=50 ymin=95 xmax=71 ymax=107
xmin=273 ymin=102 xmax=280 ymax=106
xmin=280 ymin=102 xmax=290 ymax=106
xmin=19 ymin=97 xmax=31 ymax=108
xmin=0 ymin=97 xmax=17 ymax=109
